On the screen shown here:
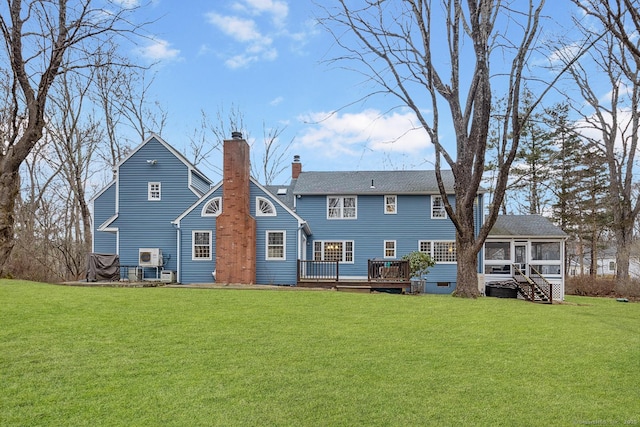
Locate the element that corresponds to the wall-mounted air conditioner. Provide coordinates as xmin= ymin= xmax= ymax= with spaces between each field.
xmin=139 ymin=248 xmax=163 ymax=267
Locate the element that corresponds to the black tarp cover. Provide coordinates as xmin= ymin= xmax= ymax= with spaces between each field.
xmin=86 ymin=253 xmax=120 ymax=282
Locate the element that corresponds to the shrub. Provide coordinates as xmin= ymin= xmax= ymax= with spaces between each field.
xmin=566 ymin=275 xmax=640 ymax=300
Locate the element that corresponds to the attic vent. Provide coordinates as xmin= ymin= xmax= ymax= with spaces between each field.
xmin=277 ymin=188 xmax=287 ymax=195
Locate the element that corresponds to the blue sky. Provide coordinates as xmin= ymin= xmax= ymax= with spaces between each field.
xmin=120 ymin=0 xmax=441 ymax=182
xmin=122 ymin=0 xmax=583 ymax=184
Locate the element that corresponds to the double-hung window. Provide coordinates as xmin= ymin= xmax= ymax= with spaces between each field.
xmin=384 ymin=240 xmax=396 ymax=258
xmin=327 ymin=196 xmax=357 ymax=219
xmin=431 ymin=195 xmax=446 ymax=219
xmin=384 ymin=195 xmax=397 ymax=214
xmin=266 ymin=231 xmax=286 ymax=260
xmin=148 ymin=182 xmax=161 ymax=201
xmin=193 ymin=231 xmax=212 ymax=260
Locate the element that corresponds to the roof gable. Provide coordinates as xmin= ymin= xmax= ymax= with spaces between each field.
xmin=115 ymin=133 xmax=212 ymax=187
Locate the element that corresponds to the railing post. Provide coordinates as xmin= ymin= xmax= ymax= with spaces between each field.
xmin=335 ymin=261 xmax=339 ymax=282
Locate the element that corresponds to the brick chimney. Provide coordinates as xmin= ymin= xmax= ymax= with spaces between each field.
xmin=292 ymin=154 xmax=302 ymax=179
xmin=215 ymin=132 xmax=256 ymax=284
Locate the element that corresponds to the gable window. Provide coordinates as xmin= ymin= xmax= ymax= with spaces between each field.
xmin=266 ymin=231 xmax=286 ymax=260
xmin=384 ymin=240 xmax=396 ymax=258
xmin=384 ymin=195 xmax=397 ymax=214
xmin=192 ymin=231 xmax=212 ymax=260
xmin=313 ymin=241 xmax=354 ymax=263
xmin=257 ymin=197 xmax=276 ymax=216
xmin=148 ymin=182 xmax=161 ymax=201
xmin=202 ymin=197 xmax=222 ymax=217
xmin=431 ymin=195 xmax=446 ymax=219
xmin=327 ymin=196 xmax=357 ymax=219
xmin=419 ymin=240 xmax=457 ymax=263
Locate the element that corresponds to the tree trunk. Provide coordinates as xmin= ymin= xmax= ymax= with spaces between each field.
xmin=0 ymin=168 xmax=20 ymax=275
xmin=615 ymin=227 xmax=632 ymax=280
xmin=454 ymin=232 xmax=481 ymax=298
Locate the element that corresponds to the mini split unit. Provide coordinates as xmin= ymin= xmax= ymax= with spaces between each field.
xmin=139 ymin=248 xmax=163 ymax=267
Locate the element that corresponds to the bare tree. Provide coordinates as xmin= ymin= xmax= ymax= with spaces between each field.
xmin=319 ymin=0 xmax=582 ymax=296
xmin=562 ymin=3 xmax=640 ymax=280
xmin=0 ymin=0 xmax=147 ymax=274
xmin=91 ymin=42 xmax=166 ymax=170
xmin=189 ymin=105 xmax=293 ymax=185
xmin=46 ymin=68 xmax=102 ymax=259
xmin=253 ymin=122 xmax=295 ymax=185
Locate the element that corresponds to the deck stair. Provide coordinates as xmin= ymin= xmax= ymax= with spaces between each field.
xmin=512 ymin=264 xmax=552 ymax=304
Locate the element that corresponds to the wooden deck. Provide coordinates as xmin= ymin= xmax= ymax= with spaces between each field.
xmin=297 ymin=259 xmax=412 ymax=292
xmin=298 ymin=280 xmax=410 ymax=292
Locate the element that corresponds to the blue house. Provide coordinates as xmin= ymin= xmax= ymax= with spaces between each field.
xmin=91 ymin=133 xmax=566 ymax=300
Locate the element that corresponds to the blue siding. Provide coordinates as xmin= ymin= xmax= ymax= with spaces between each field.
xmin=113 ymin=137 xmax=200 ymax=272
xmin=297 ymin=193 xmax=459 ymax=284
xmin=177 ymin=183 xmax=300 ymax=285
xmin=92 ymin=181 xmax=117 ymax=254
xmin=252 ymin=184 xmax=299 ymax=285
xmin=178 ymin=187 xmax=221 ymax=284
xmin=191 ymin=170 xmax=212 ymax=195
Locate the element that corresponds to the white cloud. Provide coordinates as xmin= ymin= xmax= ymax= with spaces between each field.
xmin=296 ymin=109 xmax=431 ymax=159
xmin=270 ymin=96 xmax=284 ymax=106
xmin=138 ymin=38 xmax=180 ymax=61
xmin=112 ymin=0 xmax=139 ymax=9
xmin=206 ymin=13 xmax=264 ymax=43
xmin=231 ymin=0 xmax=289 ymax=27
xmin=205 ymin=1 xmax=316 ymax=69
xmin=205 ymin=12 xmax=276 ymax=68
xmin=574 ymin=108 xmax=637 ymax=151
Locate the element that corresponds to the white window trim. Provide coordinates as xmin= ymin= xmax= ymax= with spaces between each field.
xmin=192 ymin=230 xmax=212 ymax=261
xmin=256 ymin=196 xmax=277 ymax=217
xmin=266 ymin=230 xmax=286 ymax=261
xmin=201 ymin=197 xmax=222 ymax=217
xmin=384 ymin=195 xmax=397 ymax=214
xmin=327 ymin=196 xmax=358 ymax=220
xmin=148 ymin=182 xmax=161 ymax=201
xmin=384 ymin=240 xmax=396 ymax=259
xmin=418 ymin=240 xmax=457 ymax=264
xmin=431 ymin=195 xmax=447 ymax=219
xmin=313 ymin=240 xmax=355 ymax=264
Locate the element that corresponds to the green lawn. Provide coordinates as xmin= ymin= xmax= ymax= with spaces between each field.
xmin=1 ymin=280 xmax=638 ymax=426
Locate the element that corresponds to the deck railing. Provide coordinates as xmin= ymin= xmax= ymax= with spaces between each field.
xmin=297 ymin=260 xmax=339 ymax=282
xmin=368 ymin=259 xmax=410 ymax=282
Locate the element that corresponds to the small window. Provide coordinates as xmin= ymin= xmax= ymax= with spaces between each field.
xmin=148 ymin=182 xmax=161 ymax=201
xmin=257 ymin=197 xmax=276 ymax=216
xmin=384 ymin=195 xmax=397 ymax=214
xmin=327 ymin=196 xmax=357 ymax=219
xmin=609 ymin=261 xmax=616 ymax=271
xmin=437 ymin=282 xmax=450 ymax=287
xmin=431 ymin=195 xmax=446 ymax=219
xmin=202 ymin=197 xmax=222 ymax=217
xmin=266 ymin=231 xmax=285 ymax=260
xmin=384 ymin=240 xmax=396 ymax=258
xmin=192 ymin=231 xmax=212 ymax=260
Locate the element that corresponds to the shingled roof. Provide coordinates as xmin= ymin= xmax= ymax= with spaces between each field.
xmin=488 ymin=215 xmax=567 ymax=238
xmin=292 ymin=170 xmax=472 ymax=195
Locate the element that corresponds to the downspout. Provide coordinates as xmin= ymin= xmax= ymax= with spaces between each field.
xmin=174 ymin=223 xmax=180 ymax=283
